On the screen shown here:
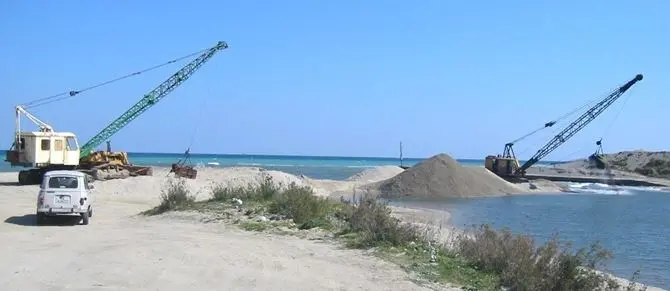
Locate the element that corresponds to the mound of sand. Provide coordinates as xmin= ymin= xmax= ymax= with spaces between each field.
xmin=373 ymin=153 xmax=524 ymax=198
xmin=346 ymin=166 xmax=406 ymax=183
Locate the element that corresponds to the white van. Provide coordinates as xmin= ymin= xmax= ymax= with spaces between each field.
xmin=36 ymin=170 xmax=94 ymax=225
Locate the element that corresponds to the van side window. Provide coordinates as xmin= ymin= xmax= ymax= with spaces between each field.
xmin=55 ymin=140 xmax=64 ymax=151
xmin=84 ymin=176 xmax=90 ymax=190
xmin=41 ymin=139 xmax=50 ymax=151
xmin=19 ymin=138 xmax=26 ymax=150
xmin=66 ymin=137 xmax=78 ymax=150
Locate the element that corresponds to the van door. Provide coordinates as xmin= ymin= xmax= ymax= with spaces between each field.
xmin=44 ymin=175 xmax=82 ymax=210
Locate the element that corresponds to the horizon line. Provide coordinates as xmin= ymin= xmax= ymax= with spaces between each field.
xmin=0 ymin=149 xmax=588 ymax=163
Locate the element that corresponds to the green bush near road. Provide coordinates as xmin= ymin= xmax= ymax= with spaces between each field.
xmin=145 ymin=176 xmax=646 ymax=291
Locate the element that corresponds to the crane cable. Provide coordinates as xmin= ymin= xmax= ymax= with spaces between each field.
xmin=187 ymin=93 xmax=208 ymax=151
xmin=599 ymin=89 xmax=631 ymax=142
xmin=551 ymin=88 xmax=633 ymax=162
xmin=509 ymin=92 xmax=605 ymax=145
xmin=514 ymin=91 xmax=609 ymax=156
xmin=21 ymin=46 xmax=212 ymax=109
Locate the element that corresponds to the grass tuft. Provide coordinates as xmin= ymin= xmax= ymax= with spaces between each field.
xmin=142 ymin=178 xmax=195 ymax=215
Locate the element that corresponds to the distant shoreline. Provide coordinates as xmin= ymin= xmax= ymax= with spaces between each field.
xmin=0 ymin=150 xmax=564 ymax=165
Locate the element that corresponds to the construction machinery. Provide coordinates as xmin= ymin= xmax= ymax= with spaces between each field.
xmin=588 ymin=138 xmax=607 ymax=169
xmin=169 ymin=148 xmax=198 ymax=179
xmin=5 ymin=41 xmax=229 ymax=185
xmin=485 ymin=74 xmax=643 ymax=179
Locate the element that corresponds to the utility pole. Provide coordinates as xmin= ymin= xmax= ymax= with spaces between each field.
xmin=399 ymin=141 xmax=404 ymax=167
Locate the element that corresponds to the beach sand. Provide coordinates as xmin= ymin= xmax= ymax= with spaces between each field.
xmin=0 ymin=167 xmax=455 ymax=291
xmin=0 ymin=166 xmax=655 ymax=290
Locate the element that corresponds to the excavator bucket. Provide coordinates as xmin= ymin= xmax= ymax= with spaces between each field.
xmin=171 ymin=163 xmax=197 ymax=179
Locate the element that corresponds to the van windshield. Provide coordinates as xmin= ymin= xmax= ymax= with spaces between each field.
xmin=48 ymin=176 xmax=79 ymax=189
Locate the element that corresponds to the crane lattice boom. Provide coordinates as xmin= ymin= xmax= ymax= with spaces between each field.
xmin=79 ymin=41 xmax=228 ymax=157
xmin=516 ymin=74 xmax=643 ymax=175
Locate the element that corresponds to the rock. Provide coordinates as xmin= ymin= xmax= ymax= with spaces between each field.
xmin=256 ymin=216 xmax=269 ymax=222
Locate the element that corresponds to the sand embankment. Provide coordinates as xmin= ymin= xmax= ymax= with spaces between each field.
xmin=0 ymin=168 xmax=442 ymax=291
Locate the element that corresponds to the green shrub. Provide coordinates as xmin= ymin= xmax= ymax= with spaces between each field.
xmin=268 ymin=183 xmax=332 ymax=228
xmin=211 ymin=175 xmax=280 ymax=202
xmin=457 ymin=224 xmax=620 ymax=291
xmin=342 ymin=195 xmax=420 ymax=248
xmin=143 ymin=178 xmax=195 ymax=215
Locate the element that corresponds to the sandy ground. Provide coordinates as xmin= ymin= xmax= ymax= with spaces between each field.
xmin=0 ymin=166 xmax=655 ymax=290
xmin=0 ymin=168 xmax=457 ymax=291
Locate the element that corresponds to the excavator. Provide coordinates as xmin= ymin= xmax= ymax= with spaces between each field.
xmin=5 ymin=41 xmax=229 ymax=185
xmin=485 ymin=74 xmax=643 ymax=179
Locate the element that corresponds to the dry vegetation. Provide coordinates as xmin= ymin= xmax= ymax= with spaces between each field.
xmin=143 ymin=176 xmax=649 ymax=291
xmin=602 ymin=151 xmax=670 ymax=179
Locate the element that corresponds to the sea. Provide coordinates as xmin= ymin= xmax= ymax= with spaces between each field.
xmin=1 ymin=151 xmax=668 ymax=289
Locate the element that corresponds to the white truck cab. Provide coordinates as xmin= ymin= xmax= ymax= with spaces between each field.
xmin=36 ymin=170 xmax=94 ymax=225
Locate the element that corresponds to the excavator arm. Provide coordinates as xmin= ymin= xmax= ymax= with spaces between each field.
xmin=79 ymin=41 xmax=229 ymax=157
xmin=515 ymin=74 xmax=643 ymax=175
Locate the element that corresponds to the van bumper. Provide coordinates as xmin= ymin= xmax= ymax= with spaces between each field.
xmin=37 ymin=205 xmax=85 ymax=215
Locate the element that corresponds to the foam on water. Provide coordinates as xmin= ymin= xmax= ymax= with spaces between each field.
xmin=566 ymin=182 xmax=670 ymax=196
xmin=566 ymin=182 xmax=635 ymax=195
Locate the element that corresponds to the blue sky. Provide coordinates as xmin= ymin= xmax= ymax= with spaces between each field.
xmin=1 ymin=1 xmax=668 ymax=159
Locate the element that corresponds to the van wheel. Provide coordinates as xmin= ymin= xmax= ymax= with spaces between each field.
xmin=88 ymin=206 xmax=93 ymax=218
xmin=81 ymin=211 xmax=90 ymax=225
xmin=36 ymin=213 xmax=46 ymax=225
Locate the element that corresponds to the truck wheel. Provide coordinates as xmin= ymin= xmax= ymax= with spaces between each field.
xmin=81 ymin=211 xmax=90 ymax=225
xmin=36 ymin=213 xmax=46 ymax=225
xmin=88 ymin=207 xmax=93 ymax=218
xmin=18 ymin=171 xmax=30 ymax=185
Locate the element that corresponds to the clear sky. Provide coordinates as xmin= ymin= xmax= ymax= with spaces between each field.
xmin=1 ymin=1 xmax=668 ymax=160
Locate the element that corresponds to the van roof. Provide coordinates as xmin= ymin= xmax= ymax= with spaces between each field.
xmin=44 ymin=170 xmax=86 ymax=177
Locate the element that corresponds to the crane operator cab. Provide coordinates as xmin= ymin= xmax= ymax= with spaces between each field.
xmin=6 ymin=132 xmax=81 ymax=168
xmin=485 ymin=154 xmax=520 ymax=177
xmin=5 ymin=131 xmax=82 ymax=185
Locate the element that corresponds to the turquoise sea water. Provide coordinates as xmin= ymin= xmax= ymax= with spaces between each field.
xmin=0 ymin=151 xmax=556 ymax=179
xmin=1 ymin=151 xmax=668 ymax=288
xmin=394 ymin=187 xmax=670 ymax=289
xmin=0 ymin=151 xmax=495 ymax=179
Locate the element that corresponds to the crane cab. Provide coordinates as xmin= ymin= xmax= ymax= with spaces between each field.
xmin=5 ymin=131 xmax=81 ymax=168
xmin=484 ymin=155 xmax=520 ymax=177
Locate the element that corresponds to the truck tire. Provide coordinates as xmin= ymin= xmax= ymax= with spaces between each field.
xmin=81 ymin=211 xmax=90 ymax=225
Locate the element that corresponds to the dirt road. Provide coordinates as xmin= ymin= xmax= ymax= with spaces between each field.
xmin=0 ymin=172 xmax=441 ymax=291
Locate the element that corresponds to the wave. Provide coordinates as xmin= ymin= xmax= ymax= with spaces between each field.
xmin=565 ymin=182 xmax=634 ymax=195
xmin=233 ymin=162 xmax=379 ymax=168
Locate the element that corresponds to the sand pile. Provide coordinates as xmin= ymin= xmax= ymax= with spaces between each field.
xmin=373 ymin=153 xmax=524 ymax=198
xmin=346 ymin=166 xmax=406 ymax=184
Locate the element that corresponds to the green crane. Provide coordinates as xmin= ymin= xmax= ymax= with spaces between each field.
xmin=79 ymin=41 xmax=229 ymax=157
